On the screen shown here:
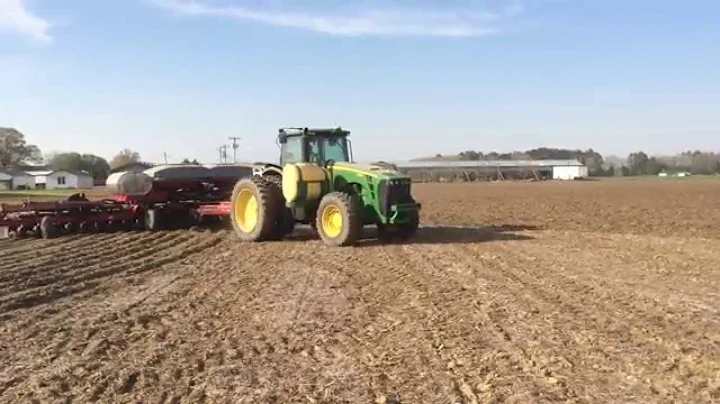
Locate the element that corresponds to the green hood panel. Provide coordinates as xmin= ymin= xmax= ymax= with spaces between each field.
xmin=331 ymin=162 xmax=408 ymax=180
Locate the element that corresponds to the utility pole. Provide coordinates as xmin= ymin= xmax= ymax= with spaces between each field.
xmin=228 ymin=136 xmax=241 ymax=163
xmin=218 ymin=145 xmax=229 ymax=163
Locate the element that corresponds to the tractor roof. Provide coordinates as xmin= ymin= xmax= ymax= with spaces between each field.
xmin=278 ymin=127 xmax=350 ymax=137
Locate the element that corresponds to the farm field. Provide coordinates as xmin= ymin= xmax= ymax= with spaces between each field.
xmin=1 ymin=179 xmax=720 ymax=403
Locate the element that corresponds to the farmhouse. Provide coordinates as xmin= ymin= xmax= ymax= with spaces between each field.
xmin=0 ymin=170 xmax=36 ymax=190
xmin=46 ymin=170 xmax=94 ymax=190
xmin=393 ymin=159 xmax=589 ymax=181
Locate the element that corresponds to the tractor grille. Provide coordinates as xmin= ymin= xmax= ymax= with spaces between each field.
xmin=378 ymin=179 xmax=414 ymax=217
xmin=388 ymin=179 xmax=413 ymax=205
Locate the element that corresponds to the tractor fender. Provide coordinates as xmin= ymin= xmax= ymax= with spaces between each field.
xmin=251 ymin=163 xmax=283 ymax=179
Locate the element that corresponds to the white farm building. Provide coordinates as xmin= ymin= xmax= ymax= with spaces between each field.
xmin=393 ymin=159 xmax=589 ymax=182
xmin=26 ymin=170 xmax=53 ymax=189
xmin=46 ymin=171 xmax=94 ymax=190
xmin=0 ymin=170 xmax=36 ymax=190
xmin=0 ymin=171 xmax=13 ymax=190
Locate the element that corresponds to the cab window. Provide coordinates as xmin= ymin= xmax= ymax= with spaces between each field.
xmin=307 ymin=138 xmax=323 ymax=164
xmin=324 ymin=137 xmax=348 ymax=162
xmin=281 ymin=136 xmax=303 ymax=164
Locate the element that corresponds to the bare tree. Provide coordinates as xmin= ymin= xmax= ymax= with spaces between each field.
xmin=110 ymin=148 xmax=141 ymax=169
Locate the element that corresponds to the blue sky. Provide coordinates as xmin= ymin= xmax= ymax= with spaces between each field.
xmin=1 ymin=0 xmax=719 ymax=164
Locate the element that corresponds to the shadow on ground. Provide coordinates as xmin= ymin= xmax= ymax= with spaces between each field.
xmin=285 ymin=223 xmax=538 ymax=246
xmin=382 ymin=224 xmax=535 ymax=246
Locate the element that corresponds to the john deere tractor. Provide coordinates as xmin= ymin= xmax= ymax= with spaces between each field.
xmin=230 ymin=127 xmax=421 ymax=246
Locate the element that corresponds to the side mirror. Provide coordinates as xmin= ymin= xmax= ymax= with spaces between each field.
xmin=278 ymin=133 xmax=288 ymax=144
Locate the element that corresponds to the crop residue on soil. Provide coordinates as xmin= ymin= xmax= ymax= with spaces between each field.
xmin=1 ymin=179 xmax=720 ymax=403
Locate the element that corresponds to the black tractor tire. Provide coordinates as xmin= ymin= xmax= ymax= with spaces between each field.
xmin=264 ymin=175 xmax=295 ymax=240
xmin=230 ymin=176 xmax=282 ymax=241
xmin=395 ymin=213 xmax=419 ymax=241
xmin=268 ymin=207 xmax=296 ymax=240
xmin=263 ymin=173 xmax=283 ymax=187
xmin=315 ymin=192 xmax=363 ymax=247
xmin=40 ymin=216 xmax=56 ymax=239
xmin=376 ymin=212 xmax=419 ymax=243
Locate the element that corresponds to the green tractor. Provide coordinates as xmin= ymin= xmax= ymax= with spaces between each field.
xmin=230 ymin=127 xmax=421 ymax=246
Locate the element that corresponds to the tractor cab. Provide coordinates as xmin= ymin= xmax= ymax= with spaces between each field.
xmin=278 ymin=127 xmax=353 ymax=166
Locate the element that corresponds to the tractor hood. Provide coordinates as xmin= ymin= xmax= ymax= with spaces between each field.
xmin=331 ymin=161 xmax=408 ymax=180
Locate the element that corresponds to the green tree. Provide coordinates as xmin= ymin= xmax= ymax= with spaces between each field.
xmin=0 ymin=127 xmax=42 ymax=167
xmin=646 ymin=157 xmax=666 ymax=175
xmin=181 ymin=158 xmax=200 ymax=165
xmin=49 ymin=152 xmax=110 ymax=180
xmin=627 ymin=152 xmax=649 ymax=175
xmin=110 ymin=148 xmax=141 ymax=169
xmin=458 ymin=151 xmax=480 ymax=161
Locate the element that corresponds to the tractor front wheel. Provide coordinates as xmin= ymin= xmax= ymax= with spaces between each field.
xmin=230 ymin=176 xmax=282 ymax=241
xmin=316 ymin=192 xmax=363 ymax=247
xmin=377 ymin=213 xmax=419 ymax=243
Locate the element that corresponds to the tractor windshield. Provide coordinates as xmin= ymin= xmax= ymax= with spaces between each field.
xmin=308 ymin=136 xmax=350 ymax=164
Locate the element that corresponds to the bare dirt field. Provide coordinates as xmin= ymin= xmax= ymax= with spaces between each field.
xmin=1 ymin=178 xmax=720 ymax=403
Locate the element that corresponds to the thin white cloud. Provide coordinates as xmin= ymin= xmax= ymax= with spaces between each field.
xmin=153 ymin=0 xmax=522 ymax=37
xmin=0 ymin=0 xmax=52 ymax=42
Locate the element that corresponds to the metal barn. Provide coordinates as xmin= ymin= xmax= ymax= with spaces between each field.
xmin=391 ymin=159 xmax=589 ymax=182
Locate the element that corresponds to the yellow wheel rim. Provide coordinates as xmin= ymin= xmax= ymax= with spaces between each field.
xmin=234 ymin=189 xmax=259 ymax=233
xmin=321 ymin=205 xmax=343 ymax=238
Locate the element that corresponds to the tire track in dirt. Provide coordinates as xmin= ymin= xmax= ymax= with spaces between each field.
xmin=489 ymin=238 xmax=720 ymax=400
xmin=64 ymin=240 xmax=382 ymax=402
xmin=0 ymin=231 xmax=163 ymax=288
xmin=0 ymin=232 xmax=229 ymax=403
xmin=55 ymin=238 xmax=291 ymax=403
xmin=426 ymin=241 xmax=627 ymax=400
xmin=396 ymin=237 xmax=697 ymax=401
xmin=0 ymin=233 xmax=114 ymax=263
xmin=0 ymin=233 xmax=90 ymax=255
xmin=263 ymin=242 xmax=519 ymax=402
xmin=439 ymin=237 xmax=720 ymax=402
xmin=385 ymin=242 xmax=573 ymax=403
xmin=0 ymin=231 xmax=182 ymax=294
xmin=0 ymin=231 xmax=224 ymax=314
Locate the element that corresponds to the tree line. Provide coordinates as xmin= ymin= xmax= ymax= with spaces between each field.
xmin=3 ymin=127 xmax=719 ymax=179
xmin=0 ymin=128 xmax=202 ymax=181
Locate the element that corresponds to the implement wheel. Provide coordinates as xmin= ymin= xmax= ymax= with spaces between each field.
xmin=315 ymin=192 xmax=363 ymax=247
xmin=144 ymin=209 xmax=162 ymax=231
xmin=40 ymin=216 xmax=56 ymax=239
xmin=230 ymin=176 xmax=282 ymax=241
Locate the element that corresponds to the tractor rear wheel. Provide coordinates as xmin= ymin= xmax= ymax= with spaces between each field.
xmin=268 ymin=207 xmax=295 ymax=240
xmin=316 ymin=192 xmax=363 ymax=247
xmin=230 ymin=176 xmax=282 ymax=241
